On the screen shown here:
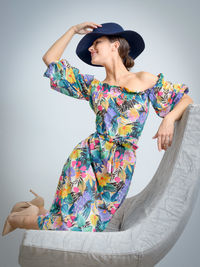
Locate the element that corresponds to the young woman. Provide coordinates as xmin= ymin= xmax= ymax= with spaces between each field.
xmin=2 ymin=22 xmax=193 ymax=236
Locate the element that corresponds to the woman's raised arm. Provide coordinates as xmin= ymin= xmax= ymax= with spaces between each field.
xmin=42 ymin=27 xmax=76 ymax=66
xmin=42 ymin=22 xmax=102 ymax=67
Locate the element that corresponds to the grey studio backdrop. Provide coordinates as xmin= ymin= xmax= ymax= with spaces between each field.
xmin=0 ymin=0 xmax=199 ymax=266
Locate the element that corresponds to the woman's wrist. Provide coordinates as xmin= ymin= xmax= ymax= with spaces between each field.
xmin=69 ymin=26 xmax=76 ymax=35
xmin=163 ymin=113 xmax=176 ymax=123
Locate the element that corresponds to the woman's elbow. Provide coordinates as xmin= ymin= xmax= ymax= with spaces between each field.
xmin=42 ymin=56 xmax=58 ymax=67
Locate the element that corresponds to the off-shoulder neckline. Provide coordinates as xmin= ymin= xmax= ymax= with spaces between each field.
xmin=94 ymin=73 xmax=163 ymax=94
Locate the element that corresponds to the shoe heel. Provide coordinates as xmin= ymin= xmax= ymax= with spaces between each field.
xmin=30 ymin=189 xmax=39 ymax=197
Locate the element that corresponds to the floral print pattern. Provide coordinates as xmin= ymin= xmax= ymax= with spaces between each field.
xmin=37 ymin=59 xmax=189 ymax=232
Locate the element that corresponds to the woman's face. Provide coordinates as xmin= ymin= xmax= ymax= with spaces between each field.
xmin=88 ymin=36 xmax=119 ymax=66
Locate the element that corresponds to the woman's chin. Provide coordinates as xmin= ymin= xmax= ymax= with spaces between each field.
xmin=91 ymin=59 xmax=103 ymax=65
xmin=91 ymin=60 xmax=100 ymax=65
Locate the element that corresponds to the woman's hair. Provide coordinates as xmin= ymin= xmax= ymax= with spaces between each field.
xmin=105 ymin=35 xmax=135 ymax=71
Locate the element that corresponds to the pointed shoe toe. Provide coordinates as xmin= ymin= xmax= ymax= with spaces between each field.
xmin=2 ymin=215 xmax=16 ymax=236
xmin=2 ymin=204 xmax=39 ymax=236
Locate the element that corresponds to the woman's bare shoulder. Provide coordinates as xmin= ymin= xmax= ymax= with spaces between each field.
xmin=135 ymin=71 xmax=159 ymax=88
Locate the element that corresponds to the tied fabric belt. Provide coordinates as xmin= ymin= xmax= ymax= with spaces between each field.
xmin=97 ymin=133 xmax=139 ymax=174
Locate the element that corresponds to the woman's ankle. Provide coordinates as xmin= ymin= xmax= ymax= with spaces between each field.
xmin=38 ymin=207 xmax=48 ymax=215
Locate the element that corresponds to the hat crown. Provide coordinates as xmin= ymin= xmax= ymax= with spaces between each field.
xmin=92 ymin=22 xmax=124 ymax=34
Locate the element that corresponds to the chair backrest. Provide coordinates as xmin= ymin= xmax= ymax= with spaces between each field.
xmin=120 ymin=104 xmax=200 ymax=231
xmin=116 ymin=104 xmax=200 ymax=265
xmin=104 ymin=104 xmax=200 ymax=235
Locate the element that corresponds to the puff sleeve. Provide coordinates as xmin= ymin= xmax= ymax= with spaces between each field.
xmin=148 ymin=73 xmax=189 ymax=118
xmin=43 ymin=58 xmax=95 ymax=101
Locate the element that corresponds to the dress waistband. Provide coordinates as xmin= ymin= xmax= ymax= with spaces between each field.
xmin=96 ymin=132 xmax=139 ymax=175
xmin=97 ymin=132 xmax=139 ymax=150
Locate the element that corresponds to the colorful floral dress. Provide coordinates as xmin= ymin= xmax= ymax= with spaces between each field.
xmin=37 ymin=58 xmax=189 ymax=232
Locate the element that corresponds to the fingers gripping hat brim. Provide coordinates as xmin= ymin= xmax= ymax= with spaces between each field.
xmin=75 ymin=23 xmax=145 ymax=67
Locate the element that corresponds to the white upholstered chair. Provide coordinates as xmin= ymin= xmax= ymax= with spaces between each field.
xmin=18 ymin=104 xmax=200 ymax=267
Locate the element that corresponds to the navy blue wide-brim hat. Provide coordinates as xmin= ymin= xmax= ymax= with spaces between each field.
xmin=75 ymin=22 xmax=145 ymax=67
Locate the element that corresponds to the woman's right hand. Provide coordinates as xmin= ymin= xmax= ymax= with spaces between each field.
xmin=72 ymin=22 xmax=102 ymax=35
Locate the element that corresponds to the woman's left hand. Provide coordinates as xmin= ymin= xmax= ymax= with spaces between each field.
xmin=152 ymin=116 xmax=175 ymax=151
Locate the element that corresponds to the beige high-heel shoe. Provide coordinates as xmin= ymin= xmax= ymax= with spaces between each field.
xmin=10 ymin=189 xmax=44 ymax=213
xmin=2 ymin=202 xmax=39 ymax=236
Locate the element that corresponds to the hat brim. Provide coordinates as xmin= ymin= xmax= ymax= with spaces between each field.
xmin=75 ymin=30 xmax=145 ymax=67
